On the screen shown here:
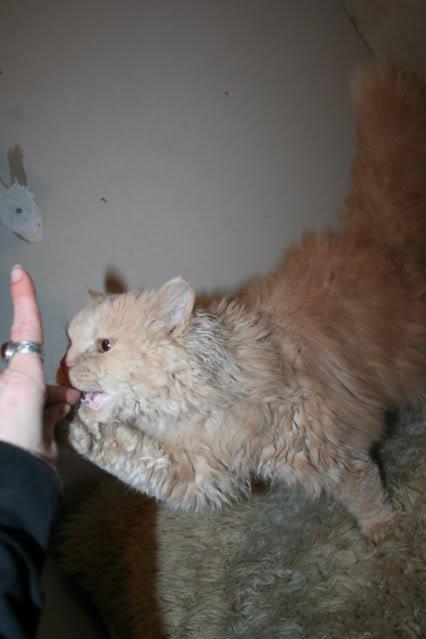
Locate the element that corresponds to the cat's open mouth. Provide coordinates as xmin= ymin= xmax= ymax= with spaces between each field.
xmin=80 ymin=391 xmax=112 ymax=410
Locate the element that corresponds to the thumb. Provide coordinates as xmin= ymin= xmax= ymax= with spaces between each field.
xmin=44 ymin=403 xmax=71 ymax=439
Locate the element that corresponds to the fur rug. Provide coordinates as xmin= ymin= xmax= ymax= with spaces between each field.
xmin=61 ymin=400 xmax=425 ymax=638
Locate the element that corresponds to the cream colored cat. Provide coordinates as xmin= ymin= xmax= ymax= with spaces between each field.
xmin=62 ymin=65 xmax=426 ymax=542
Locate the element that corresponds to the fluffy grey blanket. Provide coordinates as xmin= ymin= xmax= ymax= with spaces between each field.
xmin=62 ymin=401 xmax=425 ymax=638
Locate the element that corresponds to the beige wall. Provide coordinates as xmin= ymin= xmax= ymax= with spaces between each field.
xmin=1 ymin=0 xmax=367 ymax=383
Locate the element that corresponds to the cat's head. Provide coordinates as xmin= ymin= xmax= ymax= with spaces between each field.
xmin=65 ymin=277 xmax=199 ymax=425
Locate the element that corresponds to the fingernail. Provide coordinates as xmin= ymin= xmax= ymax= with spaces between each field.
xmin=63 ymin=405 xmax=71 ymax=416
xmin=11 ymin=265 xmax=23 ymax=284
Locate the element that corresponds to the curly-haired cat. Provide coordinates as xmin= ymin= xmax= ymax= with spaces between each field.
xmin=62 ymin=65 xmax=426 ymax=542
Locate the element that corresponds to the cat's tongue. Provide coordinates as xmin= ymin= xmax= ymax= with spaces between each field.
xmin=81 ymin=391 xmax=111 ymax=410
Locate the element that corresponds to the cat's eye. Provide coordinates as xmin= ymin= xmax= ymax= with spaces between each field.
xmin=96 ymin=338 xmax=112 ymax=353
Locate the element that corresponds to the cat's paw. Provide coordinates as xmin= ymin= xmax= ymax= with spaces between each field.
xmin=60 ymin=418 xmax=96 ymax=456
xmin=361 ymin=511 xmax=397 ymax=543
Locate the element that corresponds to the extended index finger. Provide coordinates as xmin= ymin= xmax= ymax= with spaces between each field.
xmin=10 ymin=266 xmax=43 ymax=344
xmin=8 ymin=266 xmax=44 ymax=381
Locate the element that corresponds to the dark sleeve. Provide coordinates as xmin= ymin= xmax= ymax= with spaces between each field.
xmin=0 ymin=442 xmax=62 ymax=639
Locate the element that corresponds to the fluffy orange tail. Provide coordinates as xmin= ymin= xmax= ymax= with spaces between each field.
xmin=344 ymin=64 xmax=426 ymax=251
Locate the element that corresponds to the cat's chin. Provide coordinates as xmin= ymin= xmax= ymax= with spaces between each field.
xmin=77 ymin=393 xmax=116 ymax=424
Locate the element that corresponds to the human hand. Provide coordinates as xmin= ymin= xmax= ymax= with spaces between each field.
xmin=0 ymin=266 xmax=80 ymax=465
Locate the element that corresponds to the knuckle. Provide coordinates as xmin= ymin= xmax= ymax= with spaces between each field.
xmin=12 ymin=317 xmax=40 ymax=336
xmin=5 ymin=369 xmax=45 ymax=396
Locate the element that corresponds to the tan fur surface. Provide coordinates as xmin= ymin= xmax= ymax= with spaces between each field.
xmin=61 ymin=64 xmax=425 ymax=543
xmin=61 ymin=400 xmax=426 ymax=638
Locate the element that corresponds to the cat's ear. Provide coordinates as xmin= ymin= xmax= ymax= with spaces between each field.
xmin=157 ymin=277 xmax=195 ymax=334
xmin=87 ymin=289 xmax=103 ymax=302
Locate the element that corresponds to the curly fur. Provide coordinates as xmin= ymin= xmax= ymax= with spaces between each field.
xmin=61 ymin=63 xmax=425 ymax=544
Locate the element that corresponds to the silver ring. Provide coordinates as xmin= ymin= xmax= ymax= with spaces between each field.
xmin=1 ymin=340 xmax=44 ymax=361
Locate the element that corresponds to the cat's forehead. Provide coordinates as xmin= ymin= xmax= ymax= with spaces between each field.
xmin=68 ymin=300 xmax=111 ymax=340
xmin=68 ymin=291 xmax=157 ymax=340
